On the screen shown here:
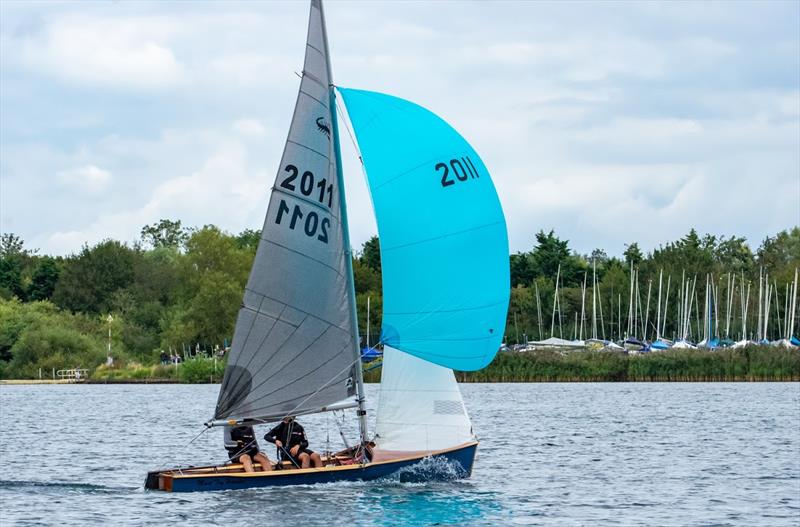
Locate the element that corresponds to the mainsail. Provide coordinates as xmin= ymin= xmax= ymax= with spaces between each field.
xmin=214 ymin=0 xmax=358 ymax=423
xmin=338 ymin=89 xmax=510 ymax=372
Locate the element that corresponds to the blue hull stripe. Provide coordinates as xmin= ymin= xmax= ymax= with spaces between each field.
xmin=159 ymin=443 xmax=477 ymax=492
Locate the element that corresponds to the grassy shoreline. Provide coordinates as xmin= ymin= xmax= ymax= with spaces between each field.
xmin=3 ymin=345 xmax=796 ymax=384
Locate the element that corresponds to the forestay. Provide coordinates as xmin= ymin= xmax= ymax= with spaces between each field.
xmin=339 ymin=89 xmax=510 ymax=371
xmin=215 ymin=0 xmax=356 ymax=423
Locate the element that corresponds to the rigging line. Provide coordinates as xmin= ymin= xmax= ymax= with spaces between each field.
xmin=248 ymin=352 xmax=365 ymax=432
xmin=334 ymin=93 xmax=363 ymax=164
xmin=187 ymin=425 xmax=210 ymax=447
xmin=151 ymin=424 xmax=212 ymax=472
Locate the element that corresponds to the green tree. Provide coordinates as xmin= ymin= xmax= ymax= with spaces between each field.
xmin=360 ymin=236 xmax=381 ymax=273
xmin=0 ymin=233 xmax=31 ymax=300
xmin=757 ymin=227 xmax=800 ymax=283
xmin=353 ymin=258 xmax=381 ymax=294
xmin=172 ymin=226 xmax=252 ymax=345
xmin=623 ymin=242 xmax=643 ymax=267
xmin=140 ymin=219 xmax=187 ymax=249
xmin=0 ymin=258 xmax=24 ymax=300
xmin=0 ymin=233 xmax=28 ymax=258
xmin=8 ymin=323 xmax=103 ymax=379
xmin=27 ymin=257 xmax=60 ymax=301
xmin=235 ymin=228 xmax=262 ymax=253
xmin=529 ymin=230 xmax=583 ymax=286
xmin=510 ymin=252 xmax=533 ymax=287
xmin=52 ymin=240 xmax=136 ymax=314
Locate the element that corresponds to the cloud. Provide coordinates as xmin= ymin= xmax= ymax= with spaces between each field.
xmin=232 ymin=118 xmax=266 ymax=137
xmin=1 ymin=1 xmax=797 ymax=258
xmin=9 ymin=15 xmax=183 ymax=90
xmin=57 ymin=164 xmax=112 ymax=193
xmin=43 ymin=136 xmax=268 ymax=254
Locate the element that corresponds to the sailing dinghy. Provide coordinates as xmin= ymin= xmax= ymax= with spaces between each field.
xmin=145 ymin=0 xmax=509 ymax=492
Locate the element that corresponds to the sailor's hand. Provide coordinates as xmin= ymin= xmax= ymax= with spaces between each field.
xmin=289 ymin=445 xmax=300 ymax=456
xmin=274 ymin=440 xmax=283 ymax=448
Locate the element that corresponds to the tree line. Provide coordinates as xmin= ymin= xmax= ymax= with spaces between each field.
xmin=0 ymin=221 xmax=797 ymax=379
xmin=507 ymin=228 xmax=798 ymax=344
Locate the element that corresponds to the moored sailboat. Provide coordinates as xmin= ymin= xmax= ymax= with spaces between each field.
xmin=145 ymin=0 xmax=509 ymax=493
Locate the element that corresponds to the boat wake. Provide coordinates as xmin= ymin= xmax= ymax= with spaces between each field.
xmin=0 ymin=479 xmax=131 ymax=494
xmin=391 ymin=456 xmax=467 ymax=484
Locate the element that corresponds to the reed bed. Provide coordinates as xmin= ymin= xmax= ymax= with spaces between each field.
xmin=364 ymin=346 xmax=799 ymax=383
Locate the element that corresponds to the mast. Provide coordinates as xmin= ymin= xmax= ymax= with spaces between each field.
xmin=743 ymin=279 xmax=750 ymax=340
xmin=580 ymin=271 xmax=587 ymax=341
xmin=656 ymin=270 xmax=662 ymax=341
xmin=591 ymin=261 xmax=597 ymax=340
xmin=787 ymin=267 xmax=797 ymax=338
xmin=763 ymin=272 xmax=770 ymax=341
xmin=662 ymin=273 xmax=671 ymax=339
xmin=757 ymin=267 xmax=763 ymax=340
xmin=320 ymin=0 xmax=368 ymax=444
xmin=535 ymin=281 xmax=543 ymax=341
xmin=627 ymin=263 xmax=634 ymax=339
xmin=703 ymin=275 xmax=709 ymax=343
xmin=598 ymin=282 xmax=607 ymax=341
xmin=784 ymin=283 xmax=789 ymax=340
xmin=644 ymin=279 xmax=652 ymax=341
xmin=551 ymin=263 xmax=560 ymax=338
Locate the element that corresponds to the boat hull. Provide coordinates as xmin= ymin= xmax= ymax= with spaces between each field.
xmin=146 ymin=441 xmax=477 ymax=492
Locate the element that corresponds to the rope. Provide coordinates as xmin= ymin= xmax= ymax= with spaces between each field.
xmin=333 ymin=90 xmax=362 ymax=164
xmin=198 ymin=346 xmax=378 ymax=472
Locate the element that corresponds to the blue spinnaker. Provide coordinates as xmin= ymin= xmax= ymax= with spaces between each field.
xmin=339 ymin=88 xmax=510 ymax=371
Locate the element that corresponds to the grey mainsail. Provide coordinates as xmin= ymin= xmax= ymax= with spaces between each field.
xmin=214 ymin=0 xmax=357 ymax=423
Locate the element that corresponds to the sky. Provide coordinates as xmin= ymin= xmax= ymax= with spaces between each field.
xmin=1 ymin=0 xmax=798 ymax=257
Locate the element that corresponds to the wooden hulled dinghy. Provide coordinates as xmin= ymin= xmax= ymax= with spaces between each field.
xmin=145 ymin=0 xmax=508 ymax=493
xmin=146 ymin=442 xmax=477 ymax=492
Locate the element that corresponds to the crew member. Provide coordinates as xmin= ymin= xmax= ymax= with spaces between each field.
xmin=224 ymin=425 xmax=273 ymax=473
xmin=264 ymin=416 xmax=323 ymax=469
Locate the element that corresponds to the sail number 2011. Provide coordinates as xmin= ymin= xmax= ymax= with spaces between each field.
xmin=275 ymin=199 xmax=330 ymax=243
xmin=436 ymin=156 xmax=480 ymax=188
xmin=275 ymin=164 xmax=333 ymax=244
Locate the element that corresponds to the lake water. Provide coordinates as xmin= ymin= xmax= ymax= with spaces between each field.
xmin=0 ymin=383 xmax=798 ymax=526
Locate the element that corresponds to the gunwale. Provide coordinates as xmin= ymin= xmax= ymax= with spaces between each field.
xmin=165 ymin=440 xmax=477 ymax=481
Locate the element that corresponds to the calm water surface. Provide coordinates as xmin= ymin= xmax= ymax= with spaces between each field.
xmin=0 ymin=383 xmax=798 ymax=526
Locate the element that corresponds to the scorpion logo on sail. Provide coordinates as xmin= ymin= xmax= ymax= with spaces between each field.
xmin=316 ymin=117 xmax=331 ymax=139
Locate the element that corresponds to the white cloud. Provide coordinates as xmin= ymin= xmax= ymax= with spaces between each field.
xmin=57 ymin=164 xmax=112 ymax=193
xmin=11 ymin=15 xmax=184 ymax=90
xmin=44 ymin=139 xmax=268 ymax=254
xmin=232 ymin=118 xmax=266 ymax=137
xmin=1 ymin=1 xmax=797 ymax=257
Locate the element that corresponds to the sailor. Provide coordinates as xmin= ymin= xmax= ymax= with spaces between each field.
xmin=264 ymin=416 xmax=323 ymax=469
xmin=224 ymin=425 xmax=273 ymax=473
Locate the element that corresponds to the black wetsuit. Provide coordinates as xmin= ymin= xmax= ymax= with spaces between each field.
xmin=263 ymin=421 xmax=314 ymax=464
xmin=226 ymin=426 xmax=260 ymax=461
